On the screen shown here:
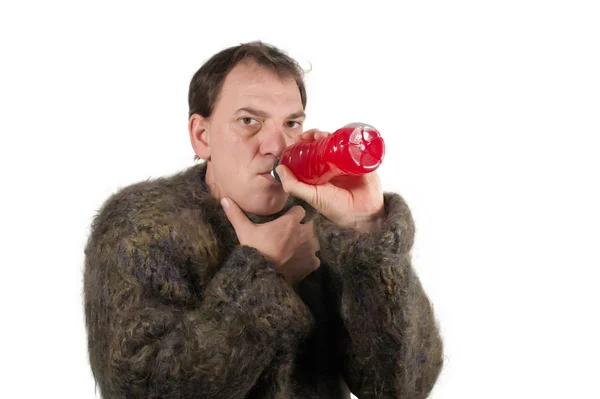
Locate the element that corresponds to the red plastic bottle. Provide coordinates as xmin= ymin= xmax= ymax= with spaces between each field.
xmin=271 ymin=122 xmax=385 ymax=185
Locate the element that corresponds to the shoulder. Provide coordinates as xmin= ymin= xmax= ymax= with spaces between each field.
xmin=87 ymin=164 xmax=216 ymax=248
xmin=84 ymin=165 xmax=223 ymax=304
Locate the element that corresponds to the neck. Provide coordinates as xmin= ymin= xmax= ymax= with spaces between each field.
xmin=199 ymin=162 xmax=315 ymax=225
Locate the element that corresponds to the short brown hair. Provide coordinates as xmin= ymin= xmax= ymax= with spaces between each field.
xmin=188 ymin=41 xmax=308 ymax=162
xmin=188 ymin=41 xmax=308 ymax=118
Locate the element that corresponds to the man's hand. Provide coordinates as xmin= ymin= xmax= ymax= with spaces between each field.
xmin=277 ymin=129 xmax=385 ymax=233
xmin=221 ymin=197 xmax=321 ymax=284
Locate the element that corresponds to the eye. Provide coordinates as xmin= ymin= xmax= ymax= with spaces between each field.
xmin=286 ymin=121 xmax=302 ymax=128
xmin=241 ymin=117 xmax=259 ymax=126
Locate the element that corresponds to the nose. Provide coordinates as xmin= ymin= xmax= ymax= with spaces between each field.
xmin=259 ymin=122 xmax=287 ymax=159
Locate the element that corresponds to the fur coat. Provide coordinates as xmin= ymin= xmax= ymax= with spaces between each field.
xmin=83 ymin=162 xmax=443 ymax=398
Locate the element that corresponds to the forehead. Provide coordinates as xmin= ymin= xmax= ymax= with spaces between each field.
xmin=216 ymin=61 xmax=302 ymax=111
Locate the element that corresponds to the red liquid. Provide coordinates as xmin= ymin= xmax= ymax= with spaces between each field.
xmin=273 ymin=122 xmax=385 ymax=185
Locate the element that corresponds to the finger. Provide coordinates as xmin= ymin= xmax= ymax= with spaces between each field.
xmin=310 ymin=255 xmax=321 ymax=273
xmin=294 ymin=130 xmax=314 ymax=143
xmin=221 ymin=197 xmax=252 ymax=234
xmin=301 ymin=220 xmax=316 ymax=235
xmin=286 ymin=205 xmax=307 ymax=223
xmin=301 ymin=128 xmax=319 ymax=140
xmin=307 ymin=223 xmax=319 ymax=247
xmin=275 ymin=164 xmax=318 ymax=208
xmin=316 ymin=130 xmax=332 ymax=141
xmin=310 ymin=230 xmax=320 ymax=253
xmin=297 ymin=129 xmax=331 ymax=144
xmin=313 ymin=130 xmax=330 ymax=141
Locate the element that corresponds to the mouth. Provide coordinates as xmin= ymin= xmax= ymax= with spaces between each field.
xmin=260 ymin=172 xmax=279 ymax=184
xmin=257 ymin=159 xmax=281 ymax=184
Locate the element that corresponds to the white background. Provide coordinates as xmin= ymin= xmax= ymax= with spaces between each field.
xmin=1 ymin=1 xmax=599 ymax=398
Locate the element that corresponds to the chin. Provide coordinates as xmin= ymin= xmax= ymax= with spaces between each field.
xmin=245 ymin=192 xmax=289 ymax=216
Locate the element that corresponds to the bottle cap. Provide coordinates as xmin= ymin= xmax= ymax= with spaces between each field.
xmin=270 ymin=158 xmax=281 ymax=183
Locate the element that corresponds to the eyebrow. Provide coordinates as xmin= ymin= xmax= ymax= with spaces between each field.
xmin=236 ymin=107 xmax=306 ymax=119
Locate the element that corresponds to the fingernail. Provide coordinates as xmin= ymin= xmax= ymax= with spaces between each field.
xmin=221 ymin=198 xmax=229 ymax=209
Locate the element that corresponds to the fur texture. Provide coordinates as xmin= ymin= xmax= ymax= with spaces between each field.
xmin=83 ymin=163 xmax=443 ymax=398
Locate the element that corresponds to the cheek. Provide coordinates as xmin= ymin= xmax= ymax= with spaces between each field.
xmin=216 ymin=128 xmax=241 ymax=154
xmin=229 ymin=134 xmax=260 ymax=157
xmin=219 ymin=136 xmax=260 ymax=173
xmin=215 ymin=124 xmax=261 ymax=164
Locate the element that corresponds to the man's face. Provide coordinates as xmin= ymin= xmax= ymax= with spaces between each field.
xmin=193 ymin=61 xmax=305 ymax=216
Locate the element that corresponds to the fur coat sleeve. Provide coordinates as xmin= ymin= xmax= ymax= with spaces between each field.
xmin=314 ymin=192 xmax=444 ymax=399
xmin=83 ymin=180 xmax=314 ymax=398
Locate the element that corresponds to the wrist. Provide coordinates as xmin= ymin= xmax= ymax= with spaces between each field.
xmin=354 ymin=215 xmax=384 ymax=233
xmin=350 ymin=206 xmax=386 ymax=233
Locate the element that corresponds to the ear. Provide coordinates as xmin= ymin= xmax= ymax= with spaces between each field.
xmin=189 ymin=114 xmax=211 ymax=160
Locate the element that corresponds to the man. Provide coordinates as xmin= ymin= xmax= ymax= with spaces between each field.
xmin=84 ymin=41 xmax=443 ymax=398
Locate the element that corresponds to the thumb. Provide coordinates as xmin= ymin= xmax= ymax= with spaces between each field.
xmin=275 ymin=164 xmax=318 ymax=207
xmin=221 ymin=197 xmax=252 ymax=233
